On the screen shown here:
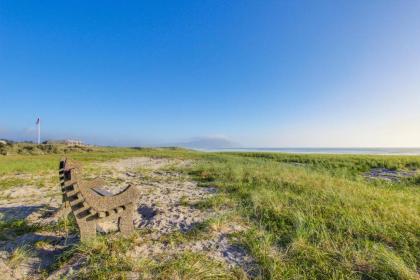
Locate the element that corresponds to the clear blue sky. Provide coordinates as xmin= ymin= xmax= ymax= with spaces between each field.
xmin=1 ymin=1 xmax=419 ymax=147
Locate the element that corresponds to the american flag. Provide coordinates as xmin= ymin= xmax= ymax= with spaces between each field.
xmin=36 ymin=117 xmax=40 ymax=125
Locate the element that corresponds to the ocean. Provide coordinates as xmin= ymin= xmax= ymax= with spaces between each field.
xmin=201 ymin=147 xmax=420 ymax=155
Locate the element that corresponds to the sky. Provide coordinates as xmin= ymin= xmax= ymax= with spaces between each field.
xmin=0 ymin=1 xmax=419 ymax=147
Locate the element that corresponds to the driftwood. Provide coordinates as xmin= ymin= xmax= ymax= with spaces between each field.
xmin=58 ymin=158 xmax=140 ymax=241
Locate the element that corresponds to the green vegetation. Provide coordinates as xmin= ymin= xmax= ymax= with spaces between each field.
xmin=0 ymin=219 xmax=39 ymax=240
xmin=0 ymin=142 xmax=94 ymax=156
xmin=55 ymin=234 xmax=242 ymax=279
xmin=0 ymin=146 xmax=419 ymax=279
xmin=232 ymin=152 xmax=420 ymax=178
xmin=0 ymin=146 xmax=195 ymax=175
xmin=154 ymin=251 xmax=245 ymax=280
xmin=8 ymin=245 xmax=33 ymax=268
xmin=190 ymin=154 xmax=420 ymax=279
xmin=0 ymin=215 xmax=78 ymax=241
xmin=0 ymin=177 xmax=31 ymax=190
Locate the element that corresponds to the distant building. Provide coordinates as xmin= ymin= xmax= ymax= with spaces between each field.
xmin=0 ymin=140 xmax=7 ymax=145
xmin=64 ymin=139 xmax=84 ymax=146
xmin=43 ymin=139 xmax=84 ymax=146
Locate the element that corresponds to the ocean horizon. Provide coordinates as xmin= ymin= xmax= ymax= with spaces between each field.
xmin=198 ymin=147 xmax=420 ymax=155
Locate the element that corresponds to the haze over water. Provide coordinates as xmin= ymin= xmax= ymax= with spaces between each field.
xmin=204 ymin=148 xmax=420 ymax=156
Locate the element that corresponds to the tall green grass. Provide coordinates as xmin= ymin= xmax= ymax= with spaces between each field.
xmin=191 ymin=155 xmax=420 ymax=279
xmin=232 ymin=152 xmax=420 ymax=178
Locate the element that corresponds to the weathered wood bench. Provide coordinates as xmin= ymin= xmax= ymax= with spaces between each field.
xmin=58 ymin=158 xmax=140 ymax=241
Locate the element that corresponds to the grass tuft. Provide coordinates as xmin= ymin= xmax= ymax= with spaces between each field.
xmin=152 ymin=252 xmax=245 ymax=280
xmin=8 ymin=245 xmax=33 ymax=268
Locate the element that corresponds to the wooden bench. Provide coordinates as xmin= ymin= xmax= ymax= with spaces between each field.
xmin=58 ymin=158 xmax=140 ymax=241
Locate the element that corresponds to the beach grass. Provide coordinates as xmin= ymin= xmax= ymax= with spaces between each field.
xmin=190 ymin=154 xmax=420 ymax=279
xmin=0 ymin=147 xmax=419 ymax=279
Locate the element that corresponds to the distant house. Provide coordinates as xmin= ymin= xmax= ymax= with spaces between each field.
xmin=64 ymin=139 xmax=84 ymax=146
xmin=43 ymin=139 xmax=84 ymax=146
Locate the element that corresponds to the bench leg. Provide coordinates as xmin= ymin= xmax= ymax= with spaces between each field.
xmin=119 ymin=204 xmax=134 ymax=236
xmin=78 ymin=220 xmax=97 ymax=242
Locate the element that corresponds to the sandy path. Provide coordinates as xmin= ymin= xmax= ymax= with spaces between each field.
xmin=93 ymin=157 xmax=218 ymax=236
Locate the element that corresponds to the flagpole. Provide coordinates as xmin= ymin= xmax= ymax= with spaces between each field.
xmin=37 ymin=118 xmax=41 ymax=144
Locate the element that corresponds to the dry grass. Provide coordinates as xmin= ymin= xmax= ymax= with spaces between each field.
xmin=8 ymin=245 xmax=33 ymax=268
